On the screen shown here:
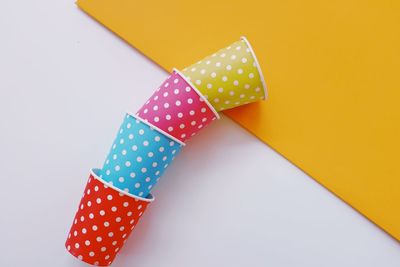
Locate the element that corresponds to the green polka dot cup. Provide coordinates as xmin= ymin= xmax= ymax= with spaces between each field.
xmin=181 ymin=37 xmax=267 ymax=111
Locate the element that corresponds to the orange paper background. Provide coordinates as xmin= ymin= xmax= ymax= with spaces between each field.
xmin=77 ymin=0 xmax=400 ymax=240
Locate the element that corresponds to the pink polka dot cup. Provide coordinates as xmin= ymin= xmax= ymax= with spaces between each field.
xmin=136 ymin=69 xmax=219 ymax=142
xmin=65 ymin=169 xmax=154 ymax=266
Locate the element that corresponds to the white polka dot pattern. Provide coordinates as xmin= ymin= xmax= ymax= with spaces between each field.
xmin=100 ymin=113 xmax=183 ymax=197
xmin=65 ymin=169 xmax=153 ymax=266
xmin=182 ymin=37 xmax=267 ymax=111
xmin=136 ymin=70 xmax=218 ymax=142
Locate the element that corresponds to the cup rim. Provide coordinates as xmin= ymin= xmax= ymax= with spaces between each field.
xmin=240 ymin=36 xmax=268 ymax=100
xmin=126 ymin=112 xmax=186 ymax=146
xmin=90 ymin=168 xmax=155 ymax=202
xmin=172 ymin=68 xmax=221 ymax=120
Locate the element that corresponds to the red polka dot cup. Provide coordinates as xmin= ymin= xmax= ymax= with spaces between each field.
xmin=65 ymin=169 xmax=154 ymax=266
xmin=136 ymin=69 xmax=219 ymax=142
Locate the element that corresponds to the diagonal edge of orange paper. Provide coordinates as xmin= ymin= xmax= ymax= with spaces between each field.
xmin=76 ymin=0 xmax=400 ymax=242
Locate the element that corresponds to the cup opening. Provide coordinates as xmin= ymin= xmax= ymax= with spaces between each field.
xmin=91 ymin=168 xmax=155 ymax=202
xmin=173 ymin=68 xmax=221 ymax=120
xmin=240 ymin=36 xmax=268 ymax=100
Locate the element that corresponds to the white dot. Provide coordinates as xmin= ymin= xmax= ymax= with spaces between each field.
xmin=108 ymin=232 xmax=114 ymax=237
xmin=174 ymin=78 xmax=179 ymax=84
xmin=141 ymin=168 xmax=147 ymax=173
xmin=154 ymin=116 xmax=159 ymax=122
xmin=236 ymin=46 xmax=242 ymax=50
xmin=195 ymin=79 xmax=201 ymax=85
xmin=116 ymin=217 xmax=122 ymax=222
xmin=163 ymin=92 xmax=168 ymax=97
xmin=255 ymin=87 xmax=261 ymax=92
xmin=229 ymin=91 xmax=235 ymax=96
xmin=132 ymin=145 xmax=138 ymax=151
xmin=201 ymin=107 xmax=206 ymax=113
xmin=89 ymin=213 xmax=94 ymax=219
xmin=121 ymin=150 xmax=127 ymax=155
xmin=75 ymin=243 xmax=79 ymax=249
xmin=245 ymin=84 xmax=251 ymax=89
xmin=101 ymin=247 xmax=106 ymax=252
xmin=211 ymin=72 xmax=217 ymax=78
xmin=159 ymin=147 xmax=165 ymax=152
xmin=136 ymin=156 xmax=142 ymax=162
xmin=125 ymin=161 xmax=131 ymax=167
xmin=119 ymin=139 xmax=124 ymax=144
xmin=249 ymin=73 xmax=254 ymax=78
xmin=152 ymin=162 xmax=158 ymax=167
xmin=123 ymin=202 xmax=129 ymax=207
xmin=130 ymin=172 xmax=136 ymax=178
xmin=191 ymin=121 xmax=197 ymax=125
xmin=222 ymin=76 xmax=228 ymax=82
xmin=185 ymin=86 xmax=191 ymax=92
xmin=169 ymin=141 xmax=175 ymax=146
xmin=242 ymin=57 xmax=248 ymax=63
xmin=148 ymin=152 xmax=154 ymax=157
xmin=143 ymin=140 xmax=149 ymax=146
xmin=226 ymin=65 xmax=232 ymax=70
xmin=175 ymin=100 xmax=181 ymax=106
xmin=99 ymin=210 xmax=105 ymax=216
xmin=164 ymin=102 xmax=169 ymax=108
xmin=139 ymin=129 xmax=144 ymax=135
xmin=233 ymin=80 xmax=239 ymax=86
xmin=168 ymin=126 xmax=173 ymax=132
xmin=96 ymin=198 xmax=101 ymax=204
xmin=214 ymin=98 xmax=219 ymax=103
xmin=166 ymin=114 xmax=171 ymax=120
xmin=113 ymin=154 xmax=117 ymax=160
xmin=92 ymin=225 xmax=98 ymax=231
xmin=111 ymin=206 xmax=117 ymax=212
xmin=115 ymin=165 xmax=120 ymax=171
xmin=187 ymin=98 xmax=193 ymax=104
xmin=179 ymin=124 xmax=185 ymax=129
xmin=178 ymin=112 xmax=183 ymax=118
xmin=231 ymin=54 xmax=237 ymax=60
xmin=85 ymin=240 xmax=90 ymax=246
xmin=240 ymin=94 xmax=245 ymax=98
xmin=145 ymin=177 xmax=151 ymax=182
xmin=143 ymin=108 xmax=148 ymax=114
xmin=164 ymin=82 xmax=169 ymax=87
xmin=189 ymin=110 xmax=195 ymax=115
xmin=215 ymin=62 xmax=221 ymax=67
xmin=174 ymin=89 xmax=179 ymax=94
xmin=154 ymin=136 xmax=161 ymax=141
xmin=107 ymin=195 xmax=113 ymax=200
xmin=89 ymin=252 xmax=95 ymax=257
xmin=218 ymin=87 xmax=224 ymax=93
xmin=135 ymin=183 xmax=140 ymax=188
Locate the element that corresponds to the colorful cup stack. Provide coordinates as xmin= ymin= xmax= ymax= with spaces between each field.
xmin=66 ymin=36 xmax=267 ymax=266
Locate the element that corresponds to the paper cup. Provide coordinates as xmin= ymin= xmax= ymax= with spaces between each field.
xmin=100 ymin=113 xmax=183 ymax=197
xmin=65 ymin=169 xmax=154 ymax=266
xmin=136 ymin=70 xmax=219 ymax=142
xmin=181 ymin=36 xmax=267 ymax=111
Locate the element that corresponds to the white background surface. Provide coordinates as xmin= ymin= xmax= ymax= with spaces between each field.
xmin=0 ymin=1 xmax=399 ymax=266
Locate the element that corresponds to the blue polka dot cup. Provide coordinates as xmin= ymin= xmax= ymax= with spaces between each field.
xmin=100 ymin=113 xmax=184 ymax=197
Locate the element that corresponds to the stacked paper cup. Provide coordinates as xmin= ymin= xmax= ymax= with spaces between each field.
xmin=66 ymin=36 xmax=266 ymax=266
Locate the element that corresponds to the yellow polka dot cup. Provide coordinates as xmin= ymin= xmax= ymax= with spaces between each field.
xmin=181 ymin=37 xmax=267 ymax=111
